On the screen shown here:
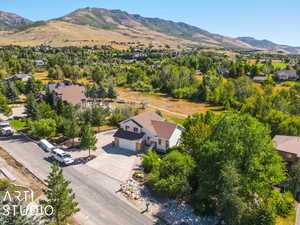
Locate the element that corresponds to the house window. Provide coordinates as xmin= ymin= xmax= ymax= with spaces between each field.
xmin=125 ymin=126 xmax=129 ymax=131
xmin=134 ymin=127 xmax=138 ymax=133
xmin=158 ymin=139 xmax=162 ymax=145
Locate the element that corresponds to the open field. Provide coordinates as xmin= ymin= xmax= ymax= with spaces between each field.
xmin=116 ymin=87 xmax=223 ymax=119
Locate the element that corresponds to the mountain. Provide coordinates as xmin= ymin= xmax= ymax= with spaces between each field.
xmin=0 ymin=8 xmax=252 ymax=50
xmin=0 ymin=10 xmax=32 ymax=30
xmin=57 ymin=8 xmax=251 ymax=49
xmin=237 ymin=37 xmax=300 ymax=54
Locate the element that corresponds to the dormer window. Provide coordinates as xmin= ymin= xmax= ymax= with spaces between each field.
xmin=134 ymin=127 xmax=138 ymax=133
xmin=125 ymin=126 xmax=129 ymax=131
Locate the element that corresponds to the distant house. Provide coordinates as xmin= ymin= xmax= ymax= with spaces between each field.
xmin=273 ymin=135 xmax=300 ymax=163
xmin=113 ymin=111 xmax=183 ymax=152
xmin=52 ymin=85 xmax=87 ymax=107
xmin=253 ymin=76 xmax=268 ymax=83
xmin=274 ymin=70 xmax=298 ymax=81
xmin=5 ymin=74 xmax=31 ymax=82
xmin=217 ymin=68 xmax=230 ymax=76
xmin=34 ymin=60 xmax=46 ymax=66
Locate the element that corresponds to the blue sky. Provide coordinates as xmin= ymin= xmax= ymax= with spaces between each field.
xmin=2 ymin=0 xmax=300 ymax=46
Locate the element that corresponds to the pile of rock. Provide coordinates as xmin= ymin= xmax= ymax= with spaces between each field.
xmin=120 ymin=179 xmax=142 ymax=200
xmin=157 ymin=201 xmax=217 ymax=225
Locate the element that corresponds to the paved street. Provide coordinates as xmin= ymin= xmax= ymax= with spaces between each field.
xmin=0 ymin=134 xmax=154 ymax=225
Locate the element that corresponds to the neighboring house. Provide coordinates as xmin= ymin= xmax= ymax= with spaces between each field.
xmin=52 ymin=85 xmax=87 ymax=107
xmin=217 ymin=68 xmax=230 ymax=76
xmin=273 ymin=135 xmax=300 ymax=163
xmin=48 ymin=82 xmax=66 ymax=92
xmin=113 ymin=111 xmax=183 ymax=152
xmin=5 ymin=74 xmax=31 ymax=82
xmin=274 ymin=70 xmax=298 ymax=81
xmin=34 ymin=60 xmax=46 ymax=66
xmin=253 ymin=76 xmax=267 ymax=83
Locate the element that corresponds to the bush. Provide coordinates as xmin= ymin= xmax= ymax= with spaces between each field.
xmin=276 ymin=192 xmax=294 ymax=218
xmin=28 ymin=119 xmax=56 ymax=139
xmin=10 ymin=119 xmax=27 ymax=130
xmin=142 ymin=149 xmax=160 ymax=173
xmin=147 ymin=151 xmax=195 ymax=198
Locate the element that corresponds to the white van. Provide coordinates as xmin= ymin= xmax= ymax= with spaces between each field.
xmin=0 ymin=122 xmax=13 ymax=136
xmin=39 ymin=139 xmax=54 ymax=152
xmin=51 ymin=148 xmax=74 ymax=166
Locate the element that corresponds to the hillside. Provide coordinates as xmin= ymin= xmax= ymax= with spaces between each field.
xmin=237 ymin=37 xmax=300 ymax=54
xmin=0 ymin=10 xmax=32 ymax=30
xmin=58 ymin=8 xmax=251 ymax=49
xmin=0 ymin=8 xmax=252 ymax=50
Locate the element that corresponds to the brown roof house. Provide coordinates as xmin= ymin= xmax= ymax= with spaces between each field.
xmin=273 ymin=135 xmax=300 ymax=163
xmin=275 ymin=70 xmax=298 ymax=81
xmin=52 ymin=85 xmax=87 ymax=107
xmin=113 ymin=111 xmax=183 ymax=152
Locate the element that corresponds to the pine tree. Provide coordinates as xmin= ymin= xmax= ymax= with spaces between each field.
xmin=25 ymin=93 xmax=38 ymax=119
xmin=80 ymin=124 xmax=97 ymax=157
xmin=41 ymin=164 xmax=80 ymax=225
xmin=63 ymin=119 xmax=80 ymax=147
xmin=107 ymin=86 xmax=117 ymax=99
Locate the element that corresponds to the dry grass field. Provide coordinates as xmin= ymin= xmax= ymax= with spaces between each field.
xmin=115 ymin=87 xmax=223 ymax=119
xmin=0 ymin=20 xmax=204 ymax=49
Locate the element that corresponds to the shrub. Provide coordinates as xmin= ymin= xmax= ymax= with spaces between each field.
xmin=28 ymin=119 xmax=56 ymax=139
xmin=142 ymin=149 xmax=160 ymax=173
xmin=147 ymin=151 xmax=195 ymax=198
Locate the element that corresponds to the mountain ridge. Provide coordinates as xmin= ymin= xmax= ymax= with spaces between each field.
xmin=236 ymin=36 xmax=300 ymax=54
xmin=0 ymin=10 xmax=32 ymax=30
xmin=0 ymin=7 xmax=298 ymax=53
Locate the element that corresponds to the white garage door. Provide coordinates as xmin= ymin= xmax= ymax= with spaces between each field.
xmin=119 ymin=139 xmax=136 ymax=151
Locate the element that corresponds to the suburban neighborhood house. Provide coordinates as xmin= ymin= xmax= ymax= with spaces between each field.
xmin=273 ymin=135 xmax=300 ymax=163
xmin=275 ymin=70 xmax=298 ymax=81
xmin=113 ymin=111 xmax=182 ymax=152
xmin=5 ymin=74 xmax=32 ymax=82
xmin=51 ymin=85 xmax=87 ymax=107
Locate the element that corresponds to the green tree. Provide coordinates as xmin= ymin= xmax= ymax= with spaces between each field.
xmin=142 ymin=148 xmax=160 ymax=173
xmin=0 ymin=94 xmax=12 ymax=116
xmin=80 ymin=125 xmax=97 ymax=157
xmin=107 ymin=86 xmax=118 ymax=99
xmin=25 ymin=93 xmax=38 ymax=119
xmin=183 ymin=113 xmax=286 ymax=219
xmin=41 ymin=164 xmax=80 ymax=225
xmin=147 ymin=151 xmax=195 ymax=198
xmin=288 ymin=162 xmax=300 ymax=196
xmin=28 ymin=119 xmax=56 ymax=139
xmin=63 ymin=120 xmax=80 ymax=147
xmin=36 ymin=101 xmax=57 ymax=120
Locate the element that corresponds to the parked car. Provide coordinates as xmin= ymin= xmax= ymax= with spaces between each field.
xmin=117 ymin=99 xmax=128 ymax=104
xmin=39 ymin=139 xmax=54 ymax=152
xmin=51 ymin=148 xmax=74 ymax=166
xmin=0 ymin=122 xmax=14 ymax=136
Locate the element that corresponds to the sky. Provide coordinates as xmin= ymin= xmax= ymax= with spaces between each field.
xmin=2 ymin=0 xmax=300 ymax=46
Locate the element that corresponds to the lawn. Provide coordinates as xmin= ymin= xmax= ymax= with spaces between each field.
xmin=276 ymin=207 xmax=296 ymax=225
xmin=10 ymin=119 xmax=27 ymax=130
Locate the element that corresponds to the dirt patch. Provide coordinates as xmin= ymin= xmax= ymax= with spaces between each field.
xmin=0 ymin=147 xmax=45 ymax=199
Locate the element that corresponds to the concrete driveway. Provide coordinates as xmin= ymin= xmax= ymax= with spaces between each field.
xmin=87 ymin=130 xmax=141 ymax=182
xmin=0 ymin=104 xmax=26 ymax=121
xmin=0 ymin=134 xmax=153 ymax=225
xmin=65 ymin=130 xmax=141 ymax=182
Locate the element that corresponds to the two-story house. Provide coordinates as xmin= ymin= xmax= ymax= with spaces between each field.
xmin=113 ymin=111 xmax=183 ymax=152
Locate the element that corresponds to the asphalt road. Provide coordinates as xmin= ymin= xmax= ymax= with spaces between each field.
xmin=0 ymin=135 xmax=154 ymax=225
